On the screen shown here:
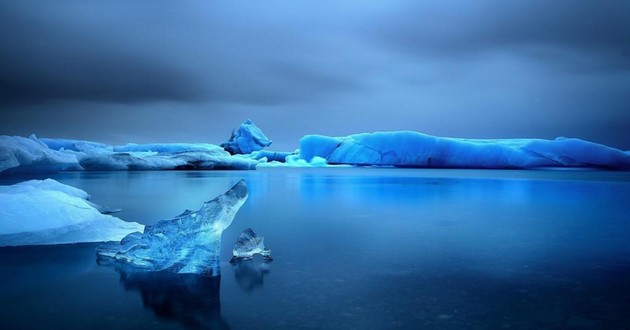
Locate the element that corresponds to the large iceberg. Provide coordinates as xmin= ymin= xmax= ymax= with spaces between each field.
xmin=0 ymin=179 xmax=144 ymax=246
xmin=53 ymin=139 xmax=258 ymax=171
xmin=96 ymin=180 xmax=248 ymax=276
xmin=221 ymin=119 xmax=272 ymax=154
xmin=0 ymin=135 xmax=81 ymax=174
xmin=299 ymin=132 xmax=630 ymax=169
xmin=5 ymin=129 xmax=629 ymax=172
xmin=0 ymin=135 xmax=258 ymax=175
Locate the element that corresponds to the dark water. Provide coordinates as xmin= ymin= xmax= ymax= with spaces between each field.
xmin=1 ymin=168 xmax=630 ymax=329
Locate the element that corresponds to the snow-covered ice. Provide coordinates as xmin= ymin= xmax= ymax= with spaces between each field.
xmin=4 ymin=128 xmax=630 ymax=173
xmin=96 ymin=180 xmax=249 ymax=276
xmin=79 ymin=150 xmax=256 ymax=171
xmin=230 ymin=228 xmax=272 ymax=263
xmin=1 ymin=135 xmax=258 ymax=174
xmin=299 ymin=132 xmax=630 ymax=169
xmin=0 ymin=179 xmax=144 ymax=246
xmin=0 ymin=135 xmax=81 ymax=174
xmin=221 ymin=119 xmax=272 ymax=154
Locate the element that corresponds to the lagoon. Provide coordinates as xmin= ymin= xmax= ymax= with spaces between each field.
xmin=1 ymin=168 xmax=630 ymax=329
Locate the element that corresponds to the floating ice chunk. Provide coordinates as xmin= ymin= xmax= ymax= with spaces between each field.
xmin=230 ymin=228 xmax=272 ymax=263
xmin=96 ymin=180 xmax=249 ymax=276
xmin=221 ymin=119 xmax=272 ymax=154
xmin=0 ymin=179 xmax=143 ymax=246
xmin=299 ymin=132 xmax=630 ymax=169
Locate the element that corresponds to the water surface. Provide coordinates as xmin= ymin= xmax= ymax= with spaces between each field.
xmin=1 ymin=168 xmax=629 ymax=329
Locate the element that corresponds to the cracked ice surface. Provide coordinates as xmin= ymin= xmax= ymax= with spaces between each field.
xmin=96 ymin=180 xmax=248 ymax=276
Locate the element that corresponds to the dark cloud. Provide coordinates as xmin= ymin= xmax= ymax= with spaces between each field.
xmin=0 ymin=2 xmax=205 ymax=105
xmin=375 ymin=1 xmax=630 ymax=71
xmin=0 ymin=1 xmax=629 ymax=150
xmin=0 ymin=1 xmax=363 ymax=106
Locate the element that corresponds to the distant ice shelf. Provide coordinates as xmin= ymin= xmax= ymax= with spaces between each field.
xmin=0 ymin=179 xmax=144 ymax=247
xmin=0 ymin=134 xmax=257 ymax=175
xmin=2 ymin=128 xmax=630 ymax=174
xmin=0 ymin=135 xmax=82 ymax=174
xmin=299 ymin=132 xmax=630 ymax=170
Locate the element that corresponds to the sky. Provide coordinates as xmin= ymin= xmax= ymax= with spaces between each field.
xmin=1 ymin=1 xmax=629 ymax=151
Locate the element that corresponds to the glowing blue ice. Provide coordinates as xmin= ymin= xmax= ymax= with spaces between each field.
xmin=0 ymin=179 xmax=143 ymax=246
xmin=248 ymin=150 xmax=294 ymax=162
xmin=96 ymin=180 xmax=248 ymax=276
xmin=221 ymin=119 xmax=272 ymax=154
xmin=230 ymin=228 xmax=272 ymax=263
xmin=299 ymin=132 xmax=630 ymax=169
xmin=79 ymin=150 xmax=256 ymax=170
xmin=0 ymin=135 xmax=81 ymax=174
xmin=1 ymin=135 xmax=257 ymax=174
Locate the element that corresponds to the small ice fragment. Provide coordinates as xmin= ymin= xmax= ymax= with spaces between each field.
xmin=230 ymin=228 xmax=272 ymax=263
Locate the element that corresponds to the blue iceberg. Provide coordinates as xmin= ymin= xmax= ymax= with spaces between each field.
xmin=221 ymin=119 xmax=272 ymax=155
xmin=56 ymin=139 xmax=258 ymax=170
xmin=299 ymin=132 xmax=630 ymax=169
xmin=78 ymin=150 xmax=256 ymax=171
xmin=0 ymin=179 xmax=144 ymax=246
xmin=248 ymin=150 xmax=294 ymax=163
xmin=0 ymin=135 xmax=81 ymax=174
xmin=96 ymin=180 xmax=249 ymax=276
xmin=0 ymin=135 xmax=258 ymax=174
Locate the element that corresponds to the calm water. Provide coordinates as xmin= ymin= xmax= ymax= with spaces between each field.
xmin=1 ymin=168 xmax=630 ymax=329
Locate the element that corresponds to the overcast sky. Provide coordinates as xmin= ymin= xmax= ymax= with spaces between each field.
xmin=1 ymin=1 xmax=629 ymax=150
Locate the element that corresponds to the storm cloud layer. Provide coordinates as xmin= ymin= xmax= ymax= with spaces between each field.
xmin=1 ymin=1 xmax=629 ymax=150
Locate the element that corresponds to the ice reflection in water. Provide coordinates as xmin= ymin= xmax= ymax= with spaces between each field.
xmin=115 ymin=270 xmax=229 ymax=330
xmin=231 ymin=259 xmax=271 ymax=293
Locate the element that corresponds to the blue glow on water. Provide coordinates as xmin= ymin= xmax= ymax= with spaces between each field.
xmin=1 ymin=168 xmax=629 ymax=329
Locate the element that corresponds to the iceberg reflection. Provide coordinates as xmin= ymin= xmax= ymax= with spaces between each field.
xmin=232 ymin=259 xmax=271 ymax=293
xmin=116 ymin=270 xmax=230 ymax=329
